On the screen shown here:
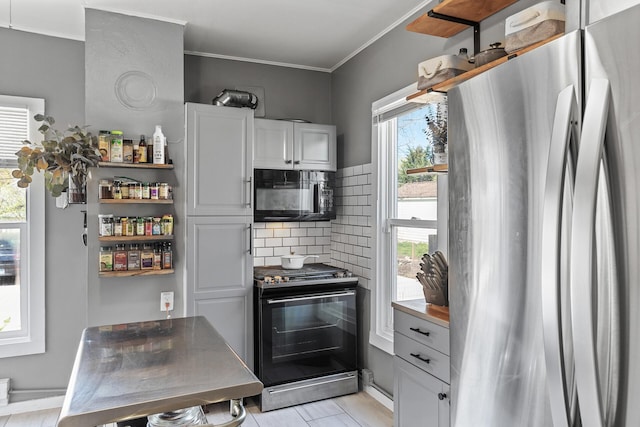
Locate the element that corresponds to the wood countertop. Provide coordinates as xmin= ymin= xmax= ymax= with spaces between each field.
xmin=392 ymin=299 xmax=450 ymax=328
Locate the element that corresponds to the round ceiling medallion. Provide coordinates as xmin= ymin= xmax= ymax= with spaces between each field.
xmin=114 ymin=71 xmax=158 ymax=110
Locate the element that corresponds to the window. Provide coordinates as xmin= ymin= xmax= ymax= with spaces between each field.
xmin=371 ymin=85 xmax=448 ymax=353
xmin=0 ymin=95 xmax=45 ymax=358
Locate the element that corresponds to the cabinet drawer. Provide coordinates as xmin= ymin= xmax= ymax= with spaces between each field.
xmin=394 ymin=309 xmax=449 ymax=355
xmin=394 ymin=332 xmax=450 ymax=384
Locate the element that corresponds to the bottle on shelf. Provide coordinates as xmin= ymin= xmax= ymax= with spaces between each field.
xmin=111 ymin=131 xmax=124 ymax=163
xmin=162 ymin=242 xmax=173 ymax=269
xmin=128 ymin=244 xmax=141 ymax=271
xmin=153 ymin=125 xmax=166 ymax=164
xmin=138 ymin=135 xmax=148 ymax=163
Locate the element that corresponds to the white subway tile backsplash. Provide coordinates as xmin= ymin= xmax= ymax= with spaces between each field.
xmin=299 ymin=237 xmax=316 ymax=246
xmin=265 ymin=256 xmax=281 ymax=266
xmin=273 ymin=228 xmax=291 ymax=238
xmin=254 ymin=238 xmax=265 ymax=248
xmin=256 ymin=228 xmax=274 ymax=239
xmin=255 ymin=247 xmax=273 ymax=257
xmin=273 ymin=247 xmax=291 ymax=256
xmin=307 ymin=228 xmax=323 ymax=237
xmin=265 ymin=238 xmax=283 ymax=247
xmin=254 ymin=258 xmax=265 ymax=267
xmin=316 ymin=236 xmax=330 ymax=245
xmin=266 ymin=222 xmax=285 ymax=229
xmin=282 ymin=237 xmax=299 ymax=246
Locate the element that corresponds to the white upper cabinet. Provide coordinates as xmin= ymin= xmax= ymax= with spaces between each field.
xmin=254 ymin=119 xmax=336 ymax=171
xmin=185 ymin=103 xmax=254 ymax=216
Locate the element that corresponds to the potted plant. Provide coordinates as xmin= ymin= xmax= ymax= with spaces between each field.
xmin=424 ymin=102 xmax=448 ymax=165
xmin=12 ymin=114 xmax=101 ymax=203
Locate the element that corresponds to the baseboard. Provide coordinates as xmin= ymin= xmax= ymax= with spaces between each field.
xmin=0 ymin=395 xmax=64 ymax=417
xmin=364 ymin=384 xmax=393 ymax=412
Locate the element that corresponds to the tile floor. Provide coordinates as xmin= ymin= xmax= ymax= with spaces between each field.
xmin=0 ymin=392 xmax=392 ymax=427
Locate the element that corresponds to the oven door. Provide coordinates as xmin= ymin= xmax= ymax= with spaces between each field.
xmin=258 ymin=287 xmax=357 ymax=386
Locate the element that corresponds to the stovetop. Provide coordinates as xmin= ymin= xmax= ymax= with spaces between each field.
xmin=254 ymin=263 xmax=357 ymax=288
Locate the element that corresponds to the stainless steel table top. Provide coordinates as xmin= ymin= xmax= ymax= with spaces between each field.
xmin=57 ymin=316 xmax=263 ymax=427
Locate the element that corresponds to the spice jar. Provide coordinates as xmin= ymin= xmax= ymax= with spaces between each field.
xmin=113 ymin=217 xmax=122 ymax=237
xmin=152 ymin=217 xmax=162 ymax=235
xmin=113 ymin=244 xmax=128 ymax=271
xmin=99 ymin=179 xmax=112 ymax=199
xmin=153 ymin=243 xmax=162 ymax=270
xmin=159 ymin=183 xmax=170 ymax=200
xmin=110 ymin=130 xmax=124 ymax=163
xmin=144 ymin=217 xmax=152 ymax=236
xmin=136 ymin=217 xmax=145 ymax=236
xmin=162 ymin=214 xmax=174 ymax=236
xmin=125 ymin=216 xmax=135 ymax=236
xmin=150 ymin=183 xmax=159 ymax=200
xmin=121 ymin=182 xmax=130 ymax=199
xmin=128 ymin=244 xmax=141 ymax=270
xmin=142 ymin=182 xmax=150 ymax=199
xmin=141 ymin=244 xmax=154 ymax=270
xmin=98 ymin=214 xmax=114 ymax=237
xmin=99 ymin=246 xmax=113 ymax=272
xmin=123 ymin=139 xmax=134 ymax=163
xmin=112 ymin=180 xmax=122 ymax=199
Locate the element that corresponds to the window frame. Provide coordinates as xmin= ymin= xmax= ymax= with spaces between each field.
xmin=0 ymin=95 xmax=46 ymax=358
xmin=370 ymin=83 xmax=448 ymax=354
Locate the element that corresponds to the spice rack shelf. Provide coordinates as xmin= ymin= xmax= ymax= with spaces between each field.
xmin=99 ymin=269 xmax=175 ymax=278
xmin=407 ymin=35 xmax=563 ymax=103
xmin=98 ymin=162 xmax=174 ymax=170
xmin=407 ymin=164 xmax=449 ymax=175
xmin=99 ymin=235 xmax=174 ymax=243
xmin=99 ymin=199 xmax=174 ymax=204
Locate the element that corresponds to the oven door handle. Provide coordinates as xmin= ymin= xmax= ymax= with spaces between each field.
xmin=266 ymin=290 xmax=356 ymax=304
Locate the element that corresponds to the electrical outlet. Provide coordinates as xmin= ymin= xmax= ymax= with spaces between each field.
xmin=160 ymin=292 xmax=174 ymax=312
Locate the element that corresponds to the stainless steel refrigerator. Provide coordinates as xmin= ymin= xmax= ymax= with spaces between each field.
xmin=448 ymin=5 xmax=640 ymax=426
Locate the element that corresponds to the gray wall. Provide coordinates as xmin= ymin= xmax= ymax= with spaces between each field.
xmin=0 ymin=28 xmax=88 ymax=396
xmin=84 ymin=10 xmax=185 ymax=327
xmin=331 ymin=0 xmax=539 ymax=393
xmin=184 ymin=55 xmax=332 ymax=124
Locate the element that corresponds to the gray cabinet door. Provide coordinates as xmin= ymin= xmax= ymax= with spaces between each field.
xmin=394 ymin=356 xmax=449 ymax=427
xmin=186 ymin=216 xmax=253 ymax=367
xmin=185 ymin=103 xmax=253 ymax=216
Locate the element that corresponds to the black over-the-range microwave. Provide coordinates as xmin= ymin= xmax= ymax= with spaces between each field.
xmin=253 ymin=169 xmax=336 ymax=222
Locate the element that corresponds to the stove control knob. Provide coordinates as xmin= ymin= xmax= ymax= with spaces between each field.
xmin=334 ymin=271 xmax=345 ymax=278
xmin=264 ymin=276 xmax=273 ymax=284
xmin=282 ymin=276 xmax=290 ymax=282
xmin=274 ymin=275 xmax=282 ymax=283
xmin=345 ymin=271 xmax=353 ymax=277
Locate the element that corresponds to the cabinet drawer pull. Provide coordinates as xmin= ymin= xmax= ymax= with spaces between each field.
xmin=438 ymin=393 xmax=447 ymax=400
xmin=410 ymin=353 xmax=430 ymax=364
xmin=285 ymin=160 xmax=293 ymax=164
xmin=409 ymin=327 xmax=430 ymax=336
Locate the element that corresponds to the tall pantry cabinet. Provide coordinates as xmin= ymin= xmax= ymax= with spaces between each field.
xmin=184 ymin=103 xmax=254 ymax=367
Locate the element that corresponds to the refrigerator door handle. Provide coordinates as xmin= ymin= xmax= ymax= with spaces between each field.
xmin=571 ymin=78 xmax=611 ymax=427
xmin=541 ymin=85 xmax=578 ymax=427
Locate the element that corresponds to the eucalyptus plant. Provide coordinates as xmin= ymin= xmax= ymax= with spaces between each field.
xmin=12 ymin=114 xmax=101 ymax=198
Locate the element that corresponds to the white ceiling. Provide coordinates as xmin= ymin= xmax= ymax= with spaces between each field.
xmin=0 ymin=0 xmax=430 ymax=72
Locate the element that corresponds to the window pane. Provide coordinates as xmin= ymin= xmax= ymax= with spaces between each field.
xmin=0 ymin=167 xmax=25 ymax=333
xmin=396 ymin=106 xmax=438 ymax=221
xmin=395 ymin=226 xmax=437 ymax=302
xmin=0 ymin=169 xmax=26 ymax=222
xmin=0 ymin=228 xmax=21 ymax=332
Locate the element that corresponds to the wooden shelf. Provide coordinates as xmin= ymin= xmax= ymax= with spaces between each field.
xmin=99 ymin=198 xmax=174 ymax=204
xmin=407 ymin=164 xmax=449 ymax=175
xmin=98 ymin=162 xmax=174 ymax=170
xmin=406 ymin=0 xmax=517 ymax=38
xmin=99 ymin=235 xmax=174 ymax=243
xmin=407 ymin=34 xmax=564 ymax=103
xmin=99 ymin=269 xmax=175 ymax=278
